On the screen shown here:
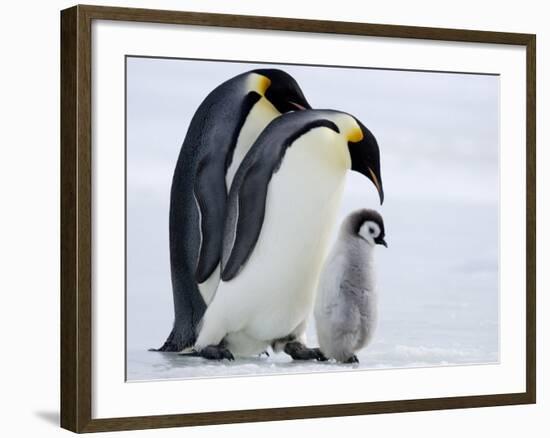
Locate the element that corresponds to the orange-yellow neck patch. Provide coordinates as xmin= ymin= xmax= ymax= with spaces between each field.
xmin=256 ymin=75 xmax=271 ymax=95
xmin=347 ymin=125 xmax=364 ymax=143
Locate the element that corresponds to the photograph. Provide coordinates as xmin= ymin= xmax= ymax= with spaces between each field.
xmin=125 ymin=56 xmax=500 ymax=381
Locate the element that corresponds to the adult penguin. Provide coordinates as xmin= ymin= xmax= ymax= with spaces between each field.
xmin=156 ymin=69 xmax=311 ymax=352
xmin=192 ymin=109 xmax=384 ymax=360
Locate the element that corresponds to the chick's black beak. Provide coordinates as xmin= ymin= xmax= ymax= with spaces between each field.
xmin=376 ymin=237 xmax=388 ymax=248
xmin=348 ymin=120 xmax=384 ymax=205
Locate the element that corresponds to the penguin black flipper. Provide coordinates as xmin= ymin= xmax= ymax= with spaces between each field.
xmin=193 ymin=158 xmax=228 ymax=283
xmin=194 ymin=91 xmax=265 ymax=283
xmin=221 ymin=111 xmax=340 ymax=281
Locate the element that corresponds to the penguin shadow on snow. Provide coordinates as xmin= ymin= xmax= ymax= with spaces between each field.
xmin=152 ymin=350 xmax=366 ymax=374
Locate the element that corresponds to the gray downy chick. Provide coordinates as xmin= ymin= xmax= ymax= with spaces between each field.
xmin=314 ymin=209 xmax=387 ymax=363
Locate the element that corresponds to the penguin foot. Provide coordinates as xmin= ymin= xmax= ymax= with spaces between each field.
xmin=150 ymin=343 xmax=182 ymax=352
xmin=198 ymin=345 xmax=235 ymax=361
xmin=153 ymin=328 xmax=194 ymax=352
xmin=153 ymin=340 xmax=182 ymax=352
xmin=284 ymin=342 xmax=328 ymax=361
xmin=343 ymin=355 xmax=359 ymax=364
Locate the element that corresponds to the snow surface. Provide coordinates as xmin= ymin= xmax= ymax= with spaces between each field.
xmin=125 ymin=58 xmax=499 ymax=381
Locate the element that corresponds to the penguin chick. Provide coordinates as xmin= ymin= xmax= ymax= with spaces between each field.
xmin=314 ymin=209 xmax=387 ymax=363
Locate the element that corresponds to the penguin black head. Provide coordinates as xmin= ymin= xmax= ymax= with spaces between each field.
xmin=253 ymin=69 xmax=311 ymax=113
xmin=347 ymin=209 xmax=387 ymax=247
xmin=347 ymin=119 xmax=384 ymax=204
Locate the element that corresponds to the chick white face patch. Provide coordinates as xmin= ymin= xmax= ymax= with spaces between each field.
xmin=359 ymin=221 xmax=381 ymax=244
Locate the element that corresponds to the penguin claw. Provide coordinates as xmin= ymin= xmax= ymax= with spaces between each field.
xmin=343 ymin=355 xmax=359 ymax=364
xmin=284 ymin=342 xmax=328 ymax=361
xmin=315 ymin=348 xmax=329 ymax=362
xmin=223 ymin=351 xmax=235 ymax=361
xmin=198 ymin=345 xmax=235 ymax=361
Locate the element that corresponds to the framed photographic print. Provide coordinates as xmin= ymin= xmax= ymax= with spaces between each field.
xmin=60 ymin=4 xmax=536 ymax=433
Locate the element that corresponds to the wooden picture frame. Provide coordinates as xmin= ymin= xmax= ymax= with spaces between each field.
xmin=60 ymin=4 xmax=536 ymax=433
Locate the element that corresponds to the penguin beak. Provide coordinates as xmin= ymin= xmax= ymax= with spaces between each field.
xmin=367 ymin=167 xmax=384 ymax=205
xmin=288 ymin=100 xmax=311 ymax=111
xmin=348 ymin=121 xmax=384 ymax=205
xmin=377 ymin=237 xmax=388 ymax=248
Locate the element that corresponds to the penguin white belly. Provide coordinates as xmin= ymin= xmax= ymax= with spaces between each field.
xmin=197 ymin=265 xmax=220 ymax=306
xmin=196 ymin=128 xmax=350 ymax=356
xmin=198 ymin=98 xmax=280 ymax=305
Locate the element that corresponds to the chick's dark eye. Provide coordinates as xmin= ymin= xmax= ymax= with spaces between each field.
xmin=369 ymin=227 xmax=375 ymax=234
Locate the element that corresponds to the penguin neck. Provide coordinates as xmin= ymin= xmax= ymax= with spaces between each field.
xmin=225 ymin=97 xmax=280 ymax=187
xmin=340 ymin=232 xmax=375 ymax=263
xmin=246 ymin=72 xmax=271 ymax=95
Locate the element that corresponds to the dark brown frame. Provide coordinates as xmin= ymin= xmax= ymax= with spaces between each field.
xmin=61 ymin=4 xmax=536 ymax=433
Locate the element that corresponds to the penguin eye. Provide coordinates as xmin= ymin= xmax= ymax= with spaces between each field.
xmin=369 ymin=227 xmax=375 ymax=234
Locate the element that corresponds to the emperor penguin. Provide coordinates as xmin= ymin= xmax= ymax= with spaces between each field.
xmin=191 ymin=109 xmax=384 ymax=360
xmin=157 ymin=69 xmax=311 ymax=352
xmin=314 ymin=209 xmax=387 ymax=363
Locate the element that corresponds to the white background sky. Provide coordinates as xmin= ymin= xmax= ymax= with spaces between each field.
xmin=126 ymin=56 xmax=500 ymax=379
